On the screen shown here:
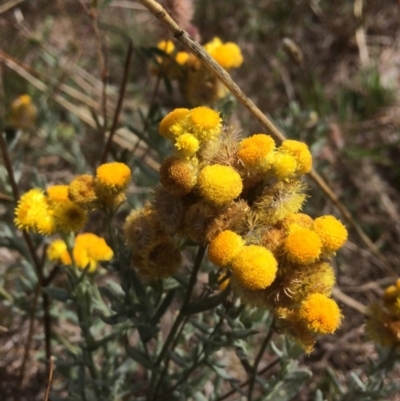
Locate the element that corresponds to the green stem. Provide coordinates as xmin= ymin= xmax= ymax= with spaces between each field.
xmin=247 ymin=318 xmax=275 ymax=401
xmin=147 ymin=245 xmax=206 ymax=401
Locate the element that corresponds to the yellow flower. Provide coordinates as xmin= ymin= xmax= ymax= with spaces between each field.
xmin=159 ymin=156 xmax=198 ymax=196
xmin=383 ymin=285 xmax=399 ymax=304
xmin=208 ymin=230 xmax=244 ymax=267
xmin=313 ymin=215 xmax=347 ymax=254
xmin=232 ymin=245 xmax=278 ymax=290
xmin=175 ymin=51 xmax=190 ymax=65
xmin=157 ymin=40 xmax=175 ymax=54
xmin=175 ymin=133 xmax=200 ymax=157
xmin=47 ymin=239 xmax=71 ymax=265
xmin=279 ymin=140 xmax=312 ymax=175
xmin=8 ymin=94 xmax=37 ymax=130
xmin=47 ymin=185 xmax=87 ymax=233
xmin=188 ymin=107 xmax=222 ymax=142
xmin=271 ymin=152 xmax=297 ymax=180
xmin=254 ymin=181 xmax=307 ymax=224
xmin=282 ymin=213 xmax=314 ymax=232
xmin=159 ymin=108 xmax=190 ymax=139
xmin=284 ymin=227 xmax=322 ymax=264
xmin=298 ymin=293 xmax=341 ymax=334
xmin=14 ymin=188 xmax=56 ymax=235
xmin=203 ymin=37 xmax=223 ymax=53
xmin=52 ymin=202 xmax=87 ymax=233
xmin=209 ymin=42 xmax=243 ymax=69
xmin=73 ymin=233 xmax=113 ymax=272
xmin=95 ymin=162 xmax=131 ymax=195
xmin=47 ymin=185 xmax=70 ymax=203
xmin=238 ymin=134 xmax=275 ymax=172
xmin=68 ymin=175 xmax=98 ymax=210
xmin=197 ymin=164 xmax=242 ymax=205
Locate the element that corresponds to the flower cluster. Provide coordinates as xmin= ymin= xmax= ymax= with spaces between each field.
xmin=47 ymin=233 xmax=113 ymax=273
xmin=14 ymin=162 xmax=131 ymax=271
xmin=366 ymin=279 xmax=400 ymax=346
xmin=153 ymin=37 xmax=243 ymax=106
xmin=124 ymin=105 xmax=347 ymax=351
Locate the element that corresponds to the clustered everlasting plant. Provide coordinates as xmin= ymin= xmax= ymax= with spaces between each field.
xmin=124 ymin=105 xmax=347 ymax=353
xmin=2 ymin=1 xmax=400 ymax=400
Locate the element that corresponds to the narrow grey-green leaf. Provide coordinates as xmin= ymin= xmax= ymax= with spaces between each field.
xmin=42 ymin=287 xmax=70 ymax=302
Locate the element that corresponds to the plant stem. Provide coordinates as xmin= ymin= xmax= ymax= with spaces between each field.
xmin=100 ymin=40 xmax=133 ymax=165
xmin=215 ymin=357 xmax=280 ymax=401
xmin=247 ymin=319 xmax=275 ymax=401
xmin=147 ymin=245 xmax=206 ymax=400
xmin=0 ymin=127 xmax=52 ymax=381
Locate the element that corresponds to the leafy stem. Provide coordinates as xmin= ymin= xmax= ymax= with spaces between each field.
xmin=147 ymin=245 xmax=206 ymax=400
xmin=247 ymin=317 xmax=275 ymax=401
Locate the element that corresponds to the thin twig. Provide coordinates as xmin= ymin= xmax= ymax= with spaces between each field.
xmin=147 ymin=246 xmax=206 ymax=401
xmin=0 ymin=125 xmax=52 ymax=382
xmin=0 ymin=0 xmax=26 ymax=14
xmin=100 ymin=40 xmax=133 ymax=164
xmin=215 ymin=357 xmax=280 ymax=401
xmin=89 ymin=1 xmax=109 ymax=136
xmin=44 ymin=356 xmax=55 ymax=401
xmin=135 ymin=0 xmax=392 ymax=273
xmin=247 ymin=319 xmax=275 ymax=401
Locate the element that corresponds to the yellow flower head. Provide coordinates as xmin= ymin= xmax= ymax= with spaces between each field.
xmin=159 ymin=156 xmax=198 ymax=196
xmin=282 ymin=213 xmax=314 ymax=232
xmin=298 ymin=293 xmax=341 ymax=334
xmin=68 ymin=174 xmax=98 ymax=210
xmin=95 ymin=162 xmax=131 ymax=195
xmin=47 ymin=185 xmax=70 ymax=203
xmin=52 ymin=202 xmax=87 ymax=234
xmin=73 ymin=233 xmax=113 ymax=272
xmin=208 ymin=230 xmax=244 ymax=267
xmin=203 ymin=37 xmax=223 ymax=53
xmin=210 ymin=42 xmax=244 ymax=69
xmin=124 ymin=206 xmax=157 ymax=250
xmin=159 ymin=108 xmax=190 ymax=140
xmin=47 ymin=239 xmax=71 ymax=265
xmin=187 ymin=107 xmax=222 ymax=142
xmin=271 ymin=152 xmax=297 ymax=180
xmin=47 ymin=185 xmax=87 ymax=233
xmin=383 ymin=285 xmax=398 ymax=304
xmin=279 ymin=140 xmax=312 ymax=175
xmin=238 ymin=134 xmax=275 ymax=172
xmin=8 ymin=94 xmax=37 ymax=130
xmin=175 ymin=133 xmax=200 ymax=157
xmin=197 ymin=164 xmax=243 ymax=205
xmin=157 ymin=40 xmax=175 ymax=54
xmin=175 ymin=51 xmax=190 ymax=65
xmin=284 ymin=227 xmax=322 ymax=264
xmin=254 ymin=181 xmax=307 ymax=224
xmin=14 ymin=188 xmax=56 ymax=235
xmin=232 ymin=245 xmax=278 ymax=290
xmin=313 ymin=215 xmax=348 ymax=254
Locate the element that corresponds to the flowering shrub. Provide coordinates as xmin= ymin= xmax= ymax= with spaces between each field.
xmin=1 ymin=1 xmax=400 ymax=400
